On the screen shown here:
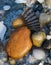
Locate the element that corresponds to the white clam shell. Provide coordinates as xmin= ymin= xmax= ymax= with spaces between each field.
xmin=33 ymin=49 xmax=46 ymax=60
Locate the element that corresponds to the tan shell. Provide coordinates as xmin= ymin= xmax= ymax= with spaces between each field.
xmin=12 ymin=18 xmax=24 ymax=28
xmin=32 ymin=32 xmax=46 ymax=47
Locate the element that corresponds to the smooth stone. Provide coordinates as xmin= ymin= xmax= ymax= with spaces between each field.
xmin=3 ymin=5 xmax=11 ymax=11
xmin=15 ymin=0 xmax=26 ymax=3
xmin=0 ymin=21 xmax=7 ymax=41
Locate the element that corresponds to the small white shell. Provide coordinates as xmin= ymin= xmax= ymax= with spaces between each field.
xmin=33 ymin=49 xmax=46 ymax=60
xmin=37 ymin=0 xmax=44 ymax=3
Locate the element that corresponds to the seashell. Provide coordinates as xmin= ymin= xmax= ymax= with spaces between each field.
xmin=3 ymin=5 xmax=11 ymax=11
xmin=12 ymin=18 xmax=24 ymax=28
xmin=32 ymin=31 xmax=46 ymax=47
xmin=33 ymin=49 xmax=46 ymax=60
xmin=37 ymin=0 xmax=44 ymax=3
xmin=22 ymin=7 xmax=40 ymax=31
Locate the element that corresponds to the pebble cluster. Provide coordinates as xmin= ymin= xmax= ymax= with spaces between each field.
xmin=0 ymin=0 xmax=51 ymax=65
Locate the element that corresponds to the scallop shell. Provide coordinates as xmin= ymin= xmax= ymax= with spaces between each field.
xmin=22 ymin=7 xmax=40 ymax=31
